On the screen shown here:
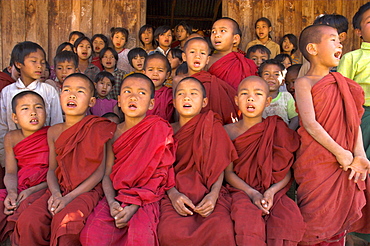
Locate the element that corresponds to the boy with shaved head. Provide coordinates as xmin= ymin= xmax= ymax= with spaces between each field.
xmin=294 ymin=24 xmax=370 ymax=245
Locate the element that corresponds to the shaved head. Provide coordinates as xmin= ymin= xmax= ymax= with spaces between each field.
xmin=238 ymin=76 xmax=269 ymax=94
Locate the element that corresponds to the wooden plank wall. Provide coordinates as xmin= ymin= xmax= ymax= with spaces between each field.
xmin=0 ymin=0 xmax=368 ymax=69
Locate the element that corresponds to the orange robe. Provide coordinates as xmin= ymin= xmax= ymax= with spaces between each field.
xmin=0 ymin=127 xmax=49 ymax=242
xmin=158 ymin=111 xmax=238 ymax=246
xmin=229 ymin=116 xmax=305 ymax=246
xmin=80 ymin=115 xmax=176 ymax=246
xmin=192 ymin=70 xmax=239 ymax=124
xmin=12 ymin=116 xmax=116 ymax=246
xmin=208 ymin=52 xmax=258 ymax=90
xmin=293 ymin=72 xmax=370 ymax=245
xmin=146 ymin=86 xmax=174 ymax=122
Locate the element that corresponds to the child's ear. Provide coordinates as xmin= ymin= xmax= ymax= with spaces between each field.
xmin=205 ymin=55 xmax=210 ymax=65
xmin=89 ymin=97 xmax=96 ymax=108
xmin=12 ymin=113 xmax=18 ymax=124
xmin=117 ymin=95 xmax=121 ymax=108
xmin=268 ymin=26 xmax=272 ymax=33
xmin=74 ymin=47 xmax=77 ymax=53
xmin=165 ymin=71 xmax=170 ymax=79
xmin=355 ymin=29 xmax=363 ymax=39
xmin=338 ymin=32 xmax=347 ymax=43
xmin=94 ymin=82 xmax=98 ymax=89
xmin=148 ymin=98 xmax=155 ymax=110
xmin=234 ymin=95 xmax=239 ymax=107
xmin=202 ymin=97 xmax=208 ymax=108
xmin=182 ymin=52 xmax=187 ymax=62
xmin=14 ymin=61 xmax=22 ymax=70
xmin=233 ymin=34 xmax=241 ymax=46
xmin=306 ymin=43 xmax=318 ymax=56
xmin=266 ymin=96 xmax=272 ymax=107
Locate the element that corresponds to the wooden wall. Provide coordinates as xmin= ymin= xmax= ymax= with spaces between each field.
xmin=0 ymin=0 xmax=368 ymax=69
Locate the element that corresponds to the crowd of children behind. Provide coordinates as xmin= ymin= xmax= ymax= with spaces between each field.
xmin=0 ymin=2 xmax=369 ymax=246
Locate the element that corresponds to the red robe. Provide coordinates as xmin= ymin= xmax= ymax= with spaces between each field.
xmin=0 ymin=71 xmax=15 ymax=93
xmin=91 ymin=56 xmax=103 ymax=71
xmin=146 ymin=86 xmax=174 ymax=122
xmin=229 ymin=116 xmax=305 ymax=246
xmin=80 ymin=115 xmax=176 ymax=246
xmin=293 ymin=72 xmax=370 ymax=245
xmin=0 ymin=127 xmax=49 ymax=241
xmin=208 ymin=52 xmax=258 ymax=90
xmin=158 ymin=111 xmax=238 ymax=246
xmin=12 ymin=116 xmax=116 ymax=246
xmin=192 ymin=71 xmax=239 ymax=124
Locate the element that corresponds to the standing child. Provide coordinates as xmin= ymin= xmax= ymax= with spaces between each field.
xmin=259 ymin=59 xmax=299 ymax=130
xmin=158 ymin=77 xmax=237 ymax=246
xmin=0 ymin=91 xmax=50 ymax=242
xmin=12 ymin=73 xmax=117 ymax=246
xmin=127 ymin=47 xmax=148 ymax=74
xmin=167 ymin=48 xmax=183 ymax=79
xmin=285 ymin=64 xmax=302 ymax=97
xmin=144 ymin=53 xmax=174 ymax=122
xmin=91 ymin=34 xmax=109 ymax=71
xmin=224 ymin=76 xmax=305 ymax=245
xmin=174 ymin=21 xmax=192 ymax=50
xmin=74 ymin=36 xmax=100 ymax=81
xmin=52 ymin=51 xmax=79 ymax=94
xmin=89 ymin=71 xmax=120 ymax=117
xmin=151 ymin=26 xmax=173 ymax=56
xmin=80 ymin=73 xmax=176 ymax=246
xmin=279 ymin=34 xmax=299 ymax=64
xmin=246 ymin=44 xmax=271 ymax=68
xmin=294 ymin=24 xmax=370 ymax=245
xmin=245 ymin=17 xmax=280 ymax=58
xmin=139 ymin=24 xmax=156 ymax=54
xmin=111 ymin=27 xmax=133 ymax=73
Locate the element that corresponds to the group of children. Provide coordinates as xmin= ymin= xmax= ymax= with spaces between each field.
xmin=0 ymin=2 xmax=369 ymax=245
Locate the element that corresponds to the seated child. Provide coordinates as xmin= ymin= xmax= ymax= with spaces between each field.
xmin=166 ymin=48 xmax=183 ymax=84
xmin=285 ymin=64 xmax=302 ymax=97
xmin=259 ymin=59 xmax=299 ymax=130
xmin=274 ymin=53 xmax=292 ymax=69
xmin=246 ymin=44 xmax=271 ymax=68
xmin=143 ymin=53 xmax=174 ymax=122
xmin=91 ymin=34 xmax=109 ymax=71
xmin=151 ymin=25 xmax=173 ymax=56
xmin=110 ymin=27 xmax=133 ymax=73
xmin=126 ymin=47 xmax=148 ymax=75
xmin=173 ymin=21 xmax=192 ymax=50
xmin=50 ymin=51 xmax=79 ymax=94
xmin=80 ymin=73 xmax=176 ymax=245
xmin=139 ymin=24 xmax=156 ymax=54
xmin=224 ymin=76 xmax=305 ymax=245
xmin=294 ymin=24 xmax=370 ymax=245
xmin=74 ymin=36 xmax=100 ymax=81
xmin=0 ymin=91 xmax=49 ymax=242
xmin=279 ymin=34 xmax=300 ymax=64
xmin=158 ymin=77 xmax=237 ymax=246
xmin=12 ymin=73 xmax=117 ymax=246
xmin=89 ymin=71 xmax=120 ymax=117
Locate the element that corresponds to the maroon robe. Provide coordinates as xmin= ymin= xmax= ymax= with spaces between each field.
xmin=147 ymin=86 xmax=174 ymax=122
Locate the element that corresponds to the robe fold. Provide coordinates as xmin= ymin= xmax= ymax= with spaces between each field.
xmin=80 ymin=115 xmax=176 ymax=246
xmin=192 ymin=71 xmax=239 ymax=124
xmin=293 ymin=72 xmax=370 ymax=245
xmin=0 ymin=127 xmax=49 ymax=241
xmin=0 ymin=72 xmax=15 ymax=93
xmin=208 ymin=52 xmax=258 ymax=90
xmin=12 ymin=115 xmax=116 ymax=246
xmin=230 ymin=115 xmax=305 ymax=246
xmin=158 ymin=111 xmax=238 ymax=246
xmin=147 ymin=86 xmax=174 ymax=122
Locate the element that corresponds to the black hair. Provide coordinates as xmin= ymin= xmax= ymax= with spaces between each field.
xmin=54 ymin=51 xmax=78 ymax=68
xmin=353 ymin=2 xmax=370 ymax=30
xmin=314 ymin=14 xmax=349 ymax=34
xmin=175 ymin=21 xmax=192 ymax=36
xmin=94 ymin=71 xmax=115 ymax=86
xmin=299 ymin=24 xmax=331 ymax=61
xmin=91 ymin=34 xmax=109 ymax=50
xmin=175 ymin=63 xmax=188 ymax=76
xmin=246 ymin=44 xmax=271 ymax=59
xmin=69 ymin=31 xmax=85 ymax=41
xmin=274 ymin=54 xmax=293 ymax=66
xmin=128 ymin=48 xmax=148 ymax=67
xmin=168 ymin=48 xmax=183 ymax=63
xmin=120 ymin=73 xmax=155 ymax=99
xmin=11 ymin=41 xmax=46 ymax=73
xmin=139 ymin=24 xmax=156 ymax=47
xmin=74 ymin=36 xmax=93 ymax=50
xmin=258 ymin=59 xmax=285 ymax=76
xmin=99 ymin=47 xmax=119 ymax=63
xmin=153 ymin=26 xmax=172 ymax=47
xmin=255 ymin=17 xmax=272 ymax=39
xmin=144 ymin=53 xmax=171 ymax=73
xmin=175 ymin=77 xmax=206 ymax=98
xmin=279 ymin=34 xmax=298 ymax=54
xmin=110 ymin=27 xmax=129 ymax=39
xmin=216 ymin=17 xmax=242 ymax=36
xmin=45 ymin=61 xmax=51 ymax=72
xmin=12 ymin=91 xmax=45 ymax=114
xmin=183 ymin=37 xmax=211 ymax=54
xmin=64 ymin=73 xmax=95 ymax=96
xmin=286 ymin=63 xmax=302 ymax=76
xmin=56 ymin=42 xmax=75 ymax=55
xmin=102 ymin=112 xmax=120 ymax=120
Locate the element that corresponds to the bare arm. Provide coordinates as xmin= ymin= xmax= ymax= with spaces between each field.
xmin=167 ymin=187 xmax=195 ymax=216
xmin=262 ymin=171 xmax=291 ymax=212
xmin=3 ymin=132 xmax=18 ymax=214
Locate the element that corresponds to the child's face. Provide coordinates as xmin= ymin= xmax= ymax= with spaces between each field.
xmin=285 ymin=69 xmax=298 ymax=96
xmin=15 ymin=49 xmax=46 ymax=82
xmin=183 ymin=39 xmax=210 ymax=74
xmin=144 ymin=58 xmax=170 ymax=89
xmin=69 ymin=34 xmax=80 ymax=45
xmin=357 ymin=8 xmax=370 ymax=42
xmin=282 ymin=57 xmax=292 ymax=69
xmin=132 ymin=55 xmax=145 ymax=71
xmin=93 ymin=37 xmax=105 ymax=54
xmin=118 ymin=77 xmax=154 ymax=119
xmin=248 ymin=50 xmax=269 ymax=67
xmin=40 ymin=67 xmax=50 ymax=82
xmin=255 ymin=21 xmax=271 ymax=40
xmin=261 ymin=64 xmax=284 ymax=92
xmin=95 ymin=77 xmax=113 ymax=98
xmin=167 ymin=53 xmax=181 ymax=71
xmin=61 ymin=76 xmax=95 ymax=116
xmin=173 ymin=79 xmax=207 ymax=118
xmin=282 ymin=37 xmax=294 ymax=53
xmin=101 ymin=50 xmax=116 ymax=70
xmin=55 ymin=61 xmax=78 ymax=83
xmin=12 ymin=94 xmax=46 ymax=135
xmin=315 ymin=26 xmax=342 ymax=67
xmin=112 ymin=32 xmax=126 ymax=50
xmin=211 ymin=19 xmax=237 ymax=51
xmin=141 ymin=28 xmax=154 ymax=45
xmin=176 ymin=25 xmax=189 ymax=42
xmin=76 ymin=40 xmax=92 ymax=60
xmin=235 ymin=77 xmax=271 ymax=119
xmin=158 ymin=30 xmax=173 ymax=48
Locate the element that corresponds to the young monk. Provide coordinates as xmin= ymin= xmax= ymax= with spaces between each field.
xmin=80 ymin=73 xmax=176 ymax=245
xmin=224 ymin=76 xmax=305 ymax=245
xmin=0 ymin=91 xmax=49 ymax=242
xmin=158 ymin=77 xmax=237 ymax=246
xmin=207 ymin=17 xmax=257 ymax=90
xmin=294 ymin=24 xmax=370 ymax=245
xmin=12 ymin=73 xmax=117 ymax=246
xmin=182 ymin=37 xmax=239 ymax=124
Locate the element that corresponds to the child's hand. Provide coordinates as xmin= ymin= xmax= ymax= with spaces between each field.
xmin=109 ymin=200 xmax=123 ymax=219
xmin=114 ymin=204 xmax=139 ymax=229
xmin=336 ymin=149 xmax=353 ymax=170
xmin=48 ymin=193 xmax=71 ymax=215
xmin=348 ymin=156 xmax=370 ymax=182
xmin=169 ymin=192 xmax=195 ymax=216
xmin=262 ymin=189 xmax=275 ymax=212
xmin=194 ymin=193 xmax=218 ymax=217
xmin=250 ymin=190 xmax=270 ymax=215
xmin=4 ymin=192 xmax=18 ymax=215
xmin=16 ymin=187 xmax=33 ymax=204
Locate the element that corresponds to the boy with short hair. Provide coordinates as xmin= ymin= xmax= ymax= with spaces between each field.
xmin=80 ymin=73 xmax=176 ymax=245
xmin=12 ymin=73 xmax=117 ymax=246
xmin=158 ymin=77 xmax=237 ymax=246
xmin=0 ymin=91 xmax=50 ymax=242
xmin=207 ymin=17 xmax=257 ymax=90
xmin=246 ymin=44 xmax=271 ymax=68
xmin=0 ymin=41 xmax=63 ymax=169
xmin=224 ymin=76 xmax=305 ymax=245
xmin=294 ymin=24 xmax=370 ymax=244
xmin=51 ymin=50 xmax=79 ymax=93
xmin=285 ymin=64 xmax=302 ymax=97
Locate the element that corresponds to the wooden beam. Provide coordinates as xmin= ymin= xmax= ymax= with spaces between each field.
xmin=213 ymin=0 xmax=222 ymax=23
xmin=170 ymin=0 xmax=176 ymax=27
xmin=147 ymin=15 xmax=213 ymax=22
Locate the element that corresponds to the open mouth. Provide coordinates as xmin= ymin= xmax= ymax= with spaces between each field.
xmin=334 ymin=51 xmax=341 ymax=59
xmin=247 ymin=105 xmax=255 ymax=112
xmin=128 ymin=103 xmax=137 ymax=109
xmin=183 ymin=103 xmax=192 ymax=108
xmin=214 ymin=41 xmax=221 ymax=45
xmin=193 ymin=62 xmax=201 ymax=68
xmin=67 ymin=101 xmax=77 ymax=108
xmin=30 ymin=118 xmax=39 ymax=124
